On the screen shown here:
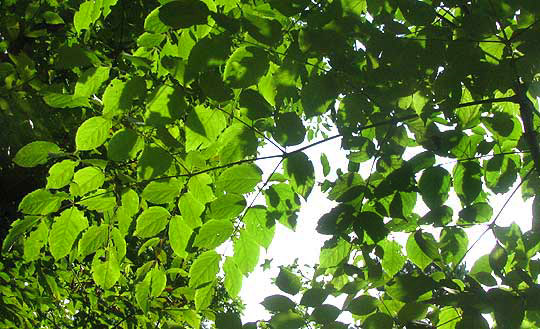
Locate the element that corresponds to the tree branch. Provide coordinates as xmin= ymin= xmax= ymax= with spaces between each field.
xmin=455 ymin=95 xmax=516 ymax=108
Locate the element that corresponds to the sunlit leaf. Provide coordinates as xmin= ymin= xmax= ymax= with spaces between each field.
xmin=49 ymin=207 xmax=89 ymax=260
xmin=14 ymin=141 xmax=60 ymax=168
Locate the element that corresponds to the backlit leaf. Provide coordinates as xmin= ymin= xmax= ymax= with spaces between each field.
xmin=194 ymin=219 xmax=234 ymax=249
xmin=223 ymin=257 xmax=243 ymax=298
xmin=14 ymin=141 xmax=60 ymax=168
xmin=216 ymin=164 xmax=262 ymax=194
xmin=233 ymin=232 xmax=259 ymax=275
xmin=284 ymin=152 xmax=314 ymax=199
xmin=189 ymin=250 xmax=221 ymax=288
xmin=168 ymin=216 xmax=193 ymax=257
xmin=46 ymin=160 xmax=77 ymax=189
xmin=275 ymin=268 xmax=302 ymax=295
xmin=19 ymin=189 xmax=64 ymax=215
xmin=224 ymin=46 xmax=269 ymax=88
xmin=135 ymin=206 xmax=170 ymax=238
xmin=49 ymin=207 xmax=88 ymax=260
xmin=76 ymin=116 xmax=112 ymax=151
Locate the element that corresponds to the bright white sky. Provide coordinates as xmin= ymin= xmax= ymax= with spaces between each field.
xmin=233 ymin=124 xmax=533 ymax=323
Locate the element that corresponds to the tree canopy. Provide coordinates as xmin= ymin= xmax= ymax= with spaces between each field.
xmin=2 ymin=0 xmax=540 ymax=328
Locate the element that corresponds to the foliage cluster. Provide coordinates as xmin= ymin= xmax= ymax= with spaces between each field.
xmin=2 ymin=0 xmax=540 ymax=328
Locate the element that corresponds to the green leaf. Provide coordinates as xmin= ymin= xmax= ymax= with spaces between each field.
xmin=189 ymin=250 xmax=221 ymax=288
xmin=55 ymin=45 xmax=100 ymax=69
xmin=217 ymin=124 xmax=258 ymax=164
xmin=138 ymin=237 xmax=160 ymax=256
xmin=456 ymin=88 xmax=481 ymax=129
xmin=261 ymin=295 xmax=296 ymax=313
xmin=195 ymin=280 xmax=215 ymax=310
xmin=76 ymin=116 xmax=112 ymax=151
xmin=135 ymin=206 xmax=170 ymax=238
xmin=74 ymin=0 xmax=101 ymax=33
xmin=18 ymin=189 xmax=64 ymax=215
xmin=75 ymin=66 xmax=110 ymax=97
xmin=440 ymin=227 xmax=468 ymax=266
xmin=107 ymin=129 xmax=144 ymax=161
xmin=355 ymin=212 xmax=388 ymax=243
xmin=46 ymin=160 xmax=78 ymax=189
xmin=137 ymin=32 xmax=165 ymax=48
xmin=135 ymin=277 xmax=151 ymax=313
xmin=489 ymin=243 xmax=508 ymax=274
xmin=311 ymin=304 xmax=340 ymax=324
xmin=23 ymin=221 xmax=49 ymax=262
xmin=42 ymin=11 xmax=64 ymax=24
xmin=78 ymin=225 xmax=109 ymax=258
xmin=194 ymin=219 xmax=234 ymax=249
xmin=319 ymin=238 xmax=349 ymax=268
xmin=178 ymin=192 xmax=205 ymax=229
xmin=406 ymin=232 xmax=433 ymax=270
xmin=270 ymin=311 xmax=304 ymax=329
xmin=223 ymin=257 xmax=243 ymax=298
xmin=239 ymin=89 xmax=273 ymax=120
xmin=347 ymin=295 xmax=378 ymax=315
xmin=362 ymin=312 xmax=394 ymax=329
xmin=470 ymin=255 xmax=497 ymax=286
xmin=437 ymin=307 xmax=461 ymax=329
xmin=215 ymin=312 xmax=242 ymax=329
xmin=453 ymin=161 xmax=483 ymax=205
xmin=49 ymin=207 xmax=89 ymax=260
xmin=488 ymin=288 xmax=525 ymax=329
xmin=408 ymin=151 xmax=436 ymax=173
xmin=78 ymin=190 xmax=116 ymax=212
xmin=102 ymin=77 xmax=145 ymax=118
xmin=284 ymin=152 xmax=314 ymax=199
xmin=71 ymin=166 xmax=105 ymax=196
xmin=150 ymin=266 xmax=167 ymax=297
xmin=137 ymin=145 xmax=173 ymax=180
xmin=224 ymin=46 xmax=269 ymax=88
xmin=92 ymin=251 xmax=121 ymax=289
xmin=217 ymin=164 xmax=262 ymax=194
xmin=420 ymin=205 xmax=453 ymax=227
xmin=187 ymin=173 xmax=214 ymax=205
xmin=233 ymin=232 xmax=259 ymax=275
xmin=380 ymin=239 xmax=407 ymax=277
xmin=185 ymin=105 xmax=227 ymax=151
xmin=386 ymin=275 xmax=438 ymax=302
xmin=397 ymin=302 xmax=428 ymax=323
xmin=157 ymin=0 xmax=209 ymax=29
xmin=145 ymin=85 xmax=187 ymax=126
xmin=210 ymin=194 xmax=246 ymax=220
xmin=414 ymin=230 xmax=441 ymax=262
xmin=244 ymin=206 xmax=275 ymax=249
xmin=185 ymin=34 xmax=232 ymax=81
xmin=275 ymin=268 xmax=301 ymax=295
xmin=144 ymin=7 xmax=168 ymax=33
xmin=168 ymin=216 xmax=193 ymax=257
xmin=142 ymin=178 xmax=183 ymax=204
xmin=301 ymin=73 xmax=337 ymax=117
xmin=418 ymin=166 xmax=451 ymax=209
xmin=199 ymin=69 xmax=234 ymax=102
xmin=300 ymin=288 xmax=328 ymax=307
xmin=458 ymin=203 xmax=493 ymax=223
xmin=320 ymin=153 xmax=330 ymax=176
xmin=43 ymin=93 xmax=90 ymax=108
xmin=14 ymin=141 xmax=60 ymax=168
xmin=484 ymin=154 xmax=520 ymax=194
xmin=244 ymin=13 xmax=282 ymax=46
xmin=273 ymin=112 xmax=305 ymax=147
xmin=2 ymin=217 xmax=40 ymax=253
xmin=456 ymin=310 xmax=490 ymax=329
